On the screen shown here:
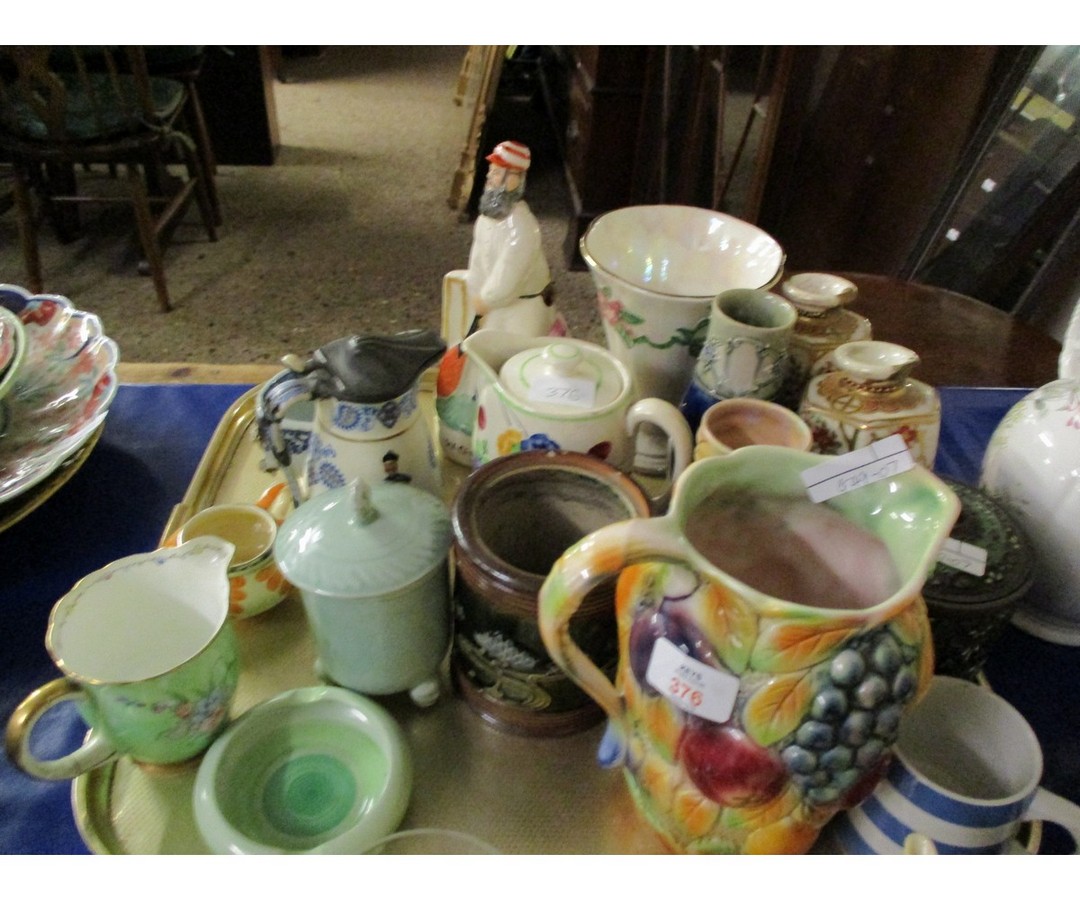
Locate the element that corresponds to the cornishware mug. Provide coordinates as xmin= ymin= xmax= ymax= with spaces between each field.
xmin=830 ymin=675 xmax=1080 ymax=854
xmin=538 ymin=447 xmax=959 ymax=853
xmin=6 ymin=538 xmax=240 ymax=779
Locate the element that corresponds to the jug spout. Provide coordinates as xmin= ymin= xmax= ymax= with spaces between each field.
xmin=162 ymin=536 xmax=237 ymax=586
xmin=304 ymin=329 xmax=446 ymax=403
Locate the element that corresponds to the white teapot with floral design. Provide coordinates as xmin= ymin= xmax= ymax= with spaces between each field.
xmin=462 ymin=329 xmax=692 ymax=504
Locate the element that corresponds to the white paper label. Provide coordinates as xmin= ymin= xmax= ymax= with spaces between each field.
xmin=937 ymin=538 xmax=988 ymax=577
xmin=800 ymin=435 xmax=916 ymax=503
xmin=644 ymin=637 xmax=739 ymax=724
xmin=527 ymin=375 xmax=597 ymax=409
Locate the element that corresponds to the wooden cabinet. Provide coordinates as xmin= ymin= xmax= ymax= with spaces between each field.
xmin=540 ymin=47 xmax=653 ymax=264
xmin=199 ymin=46 xmax=280 ymax=165
xmin=537 ymin=46 xmax=1035 ymax=281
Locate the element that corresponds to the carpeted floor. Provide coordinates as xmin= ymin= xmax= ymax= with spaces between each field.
xmin=0 ymin=46 xmax=602 ymax=365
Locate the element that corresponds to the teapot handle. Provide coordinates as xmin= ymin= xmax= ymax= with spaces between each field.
xmin=255 ymin=368 xmax=317 ymax=506
xmin=538 ymin=516 xmax=686 ymax=729
xmin=625 ymin=398 xmax=693 ymax=511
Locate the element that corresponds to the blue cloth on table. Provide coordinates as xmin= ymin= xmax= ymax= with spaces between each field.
xmin=1 ymin=384 xmax=1076 ymax=854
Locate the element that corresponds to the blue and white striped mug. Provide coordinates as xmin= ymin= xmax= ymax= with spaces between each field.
xmin=832 ymin=675 xmax=1080 ymax=854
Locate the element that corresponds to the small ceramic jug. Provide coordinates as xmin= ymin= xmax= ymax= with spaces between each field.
xmin=7 ymin=538 xmax=239 ymax=778
xmin=256 ymin=330 xmax=446 ymax=502
xmin=799 ymin=340 xmax=940 ymax=468
xmin=538 ymin=448 xmax=959 ymax=853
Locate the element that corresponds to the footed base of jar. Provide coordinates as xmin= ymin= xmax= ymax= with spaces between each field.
xmin=315 ymin=658 xmax=444 ymax=708
xmin=451 ymin=664 xmax=604 ymax=738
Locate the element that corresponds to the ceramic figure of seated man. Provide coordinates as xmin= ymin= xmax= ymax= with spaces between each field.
xmin=443 ymin=140 xmax=568 ymax=342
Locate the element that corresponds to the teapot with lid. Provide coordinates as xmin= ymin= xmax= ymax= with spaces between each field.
xmin=462 ymin=329 xmax=692 ymax=505
xmin=256 ymin=329 xmax=446 ymax=503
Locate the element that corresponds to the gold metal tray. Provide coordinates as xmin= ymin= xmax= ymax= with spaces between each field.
xmin=70 ymin=380 xmax=668 ymax=854
xmin=69 ymin=381 xmax=1040 ymax=855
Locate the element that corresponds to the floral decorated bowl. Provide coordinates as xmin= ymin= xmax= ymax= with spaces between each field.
xmin=0 ymin=284 xmax=119 ymax=503
xmin=0 ymin=305 xmax=28 ymax=404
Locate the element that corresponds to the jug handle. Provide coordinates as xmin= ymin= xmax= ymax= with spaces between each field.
xmin=255 ymin=367 xmax=317 ymax=507
xmin=625 ymin=398 xmax=692 ymax=511
xmin=5 ymin=678 xmax=118 ymax=781
xmin=1022 ymin=787 xmax=1080 ymax=854
xmin=539 ymin=516 xmax=683 ymax=727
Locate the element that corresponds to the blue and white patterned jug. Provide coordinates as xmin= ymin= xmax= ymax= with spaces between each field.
xmin=256 ymin=329 xmax=446 ymax=502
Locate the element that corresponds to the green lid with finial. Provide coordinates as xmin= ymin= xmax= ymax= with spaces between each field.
xmin=274 ymin=477 xmax=452 ymax=598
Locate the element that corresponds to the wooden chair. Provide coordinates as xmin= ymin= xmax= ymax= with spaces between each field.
xmin=0 ymin=46 xmax=219 ymax=311
xmin=142 ymin=46 xmax=221 ymax=226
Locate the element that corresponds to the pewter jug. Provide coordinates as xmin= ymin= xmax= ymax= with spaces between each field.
xmin=256 ymin=329 xmax=446 ymax=502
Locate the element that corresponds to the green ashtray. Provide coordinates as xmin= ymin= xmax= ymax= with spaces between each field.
xmin=193 ymin=685 xmax=412 ymax=854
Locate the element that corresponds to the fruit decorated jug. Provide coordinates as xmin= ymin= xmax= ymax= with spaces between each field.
xmin=256 ymin=329 xmax=446 ymax=502
xmin=538 ymin=447 xmax=959 ymax=853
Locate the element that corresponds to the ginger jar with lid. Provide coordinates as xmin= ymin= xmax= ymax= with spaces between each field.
xmin=798 ymin=340 xmax=940 ymax=467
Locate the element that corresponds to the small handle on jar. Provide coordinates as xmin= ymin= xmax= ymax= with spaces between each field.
xmin=538 ymin=516 xmax=687 ymax=726
xmin=5 ymin=678 xmax=118 ymax=781
xmin=625 ymin=398 xmax=692 ymax=512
